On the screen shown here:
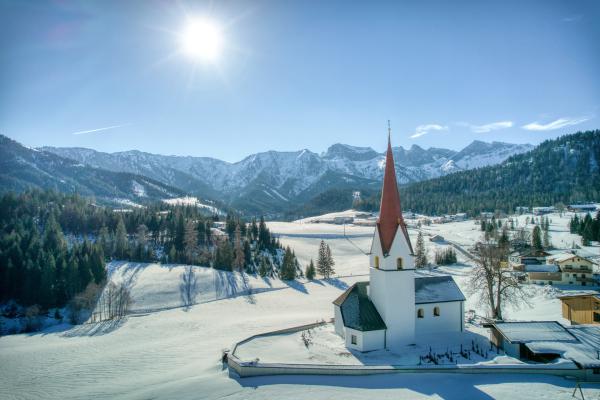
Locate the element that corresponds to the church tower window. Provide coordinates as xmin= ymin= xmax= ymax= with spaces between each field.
xmin=434 ymin=306 xmax=440 ymax=317
xmin=396 ymin=257 xmax=403 ymax=269
xmin=417 ymin=308 xmax=424 ymax=318
xmin=374 ymin=256 xmax=380 ymax=269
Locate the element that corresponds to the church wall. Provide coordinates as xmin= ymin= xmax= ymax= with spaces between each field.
xmin=344 ymin=327 xmax=385 ymax=352
xmin=334 ymin=306 xmax=344 ymax=337
xmin=370 ymin=267 xmax=415 ymax=349
xmin=415 ymin=301 xmax=463 ymax=335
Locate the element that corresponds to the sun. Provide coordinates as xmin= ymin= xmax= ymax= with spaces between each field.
xmin=181 ymin=18 xmax=223 ymax=62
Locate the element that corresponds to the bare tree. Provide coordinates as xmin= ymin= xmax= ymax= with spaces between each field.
xmin=97 ymin=282 xmax=133 ymax=321
xmin=468 ymin=238 xmax=530 ymax=320
xmin=180 ymin=265 xmax=198 ymax=309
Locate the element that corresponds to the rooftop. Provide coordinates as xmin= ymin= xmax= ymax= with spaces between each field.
xmin=491 ymin=321 xmax=576 ymax=343
xmin=414 ymin=273 xmax=466 ymax=304
xmin=333 ymin=282 xmax=387 ymax=332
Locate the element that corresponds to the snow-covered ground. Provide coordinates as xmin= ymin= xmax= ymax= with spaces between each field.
xmin=1 ymin=214 xmax=599 ymax=399
xmin=163 ymin=196 xmax=222 ymax=214
xmin=235 ymin=323 xmax=505 ymax=366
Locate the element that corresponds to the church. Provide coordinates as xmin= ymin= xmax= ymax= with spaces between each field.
xmin=333 ymin=133 xmax=466 ymax=352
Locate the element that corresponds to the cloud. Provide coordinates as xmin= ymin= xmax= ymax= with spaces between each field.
xmin=409 ymin=124 xmax=448 ymax=139
xmin=562 ymin=15 xmax=582 ymax=23
xmin=521 ymin=117 xmax=590 ymax=131
xmin=464 ymin=121 xmax=513 ymax=133
xmin=72 ymin=123 xmax=131 ymax=135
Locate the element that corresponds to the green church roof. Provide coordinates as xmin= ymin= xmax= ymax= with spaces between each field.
xmin=333 ymin=282 xmax=386 ymax=332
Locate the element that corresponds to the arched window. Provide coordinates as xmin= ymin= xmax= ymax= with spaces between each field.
xmin=396 ymin=257 xmax=403 ymax=270
xmin=433 ymin=306 xmax=440 ymax=317
xmin=417 ymin=308 xmax=424 ymax=318
xmin=374 ymin=256 xmax=380 ymax=269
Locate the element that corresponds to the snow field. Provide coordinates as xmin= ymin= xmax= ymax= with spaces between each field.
xmin=0 ymin=214 xmax=599 ymax=399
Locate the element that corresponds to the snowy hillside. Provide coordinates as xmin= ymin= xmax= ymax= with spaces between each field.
xmin=2 ymin=213 xmax=598 ymax=399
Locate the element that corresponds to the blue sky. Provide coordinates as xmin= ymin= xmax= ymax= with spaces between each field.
xmin=1 ymin=0 xmax=599 ymax=162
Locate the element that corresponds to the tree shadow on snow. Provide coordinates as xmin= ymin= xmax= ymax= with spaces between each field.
xmin=323 ymin=278 xmax=349 ymax=290
xmin=60 ymin=318 xmax=127 ymax=337
xmin=232 ymin=372 xmax=578 ymax=400
xmin=283 ymin=279 xmax=309 ymax=294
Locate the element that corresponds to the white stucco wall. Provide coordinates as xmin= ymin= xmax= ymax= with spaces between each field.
xmin=369 ymin=226 xmax=414 ymax=271
xmin=369 ymin=226 xmax=416 ymax=350
xmin=334 ymin=305 xmax=344 ymax=338
xmin=344 ymin=327 xmax=385 ymax=352
xmin=414 ymin=301 xmax=464 ymax=335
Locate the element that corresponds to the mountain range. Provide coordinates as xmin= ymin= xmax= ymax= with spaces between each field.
xmin=38 ymin=139 xmax=533 ymax=214
xmin=0 ymin=133 xmax=535 ymax=215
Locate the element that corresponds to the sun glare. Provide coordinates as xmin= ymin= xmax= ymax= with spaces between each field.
xmin=181 ymin=18 xmax=223 ymax=62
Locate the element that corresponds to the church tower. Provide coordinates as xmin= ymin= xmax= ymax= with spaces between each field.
xmin=368 ymin=125 xmax=415 ymax=350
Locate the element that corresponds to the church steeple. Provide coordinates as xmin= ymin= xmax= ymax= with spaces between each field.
xmin=377 ymin=122 xmax=413 ymax=255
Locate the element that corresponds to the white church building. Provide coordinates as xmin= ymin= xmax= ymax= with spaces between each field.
xmin=333 ymin=133 xmax=466 ymax=352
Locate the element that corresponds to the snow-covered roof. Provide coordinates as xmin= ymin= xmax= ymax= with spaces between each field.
xmin=557 ymin=291 xmax=600 ymax=300
xmin=549 ymin=252 xmax=594 ymax=264
xmin=414 ymin=274 xmax=466 ymax=304
xmin=492 ymin=321 xmax=575 ymax=343
xmin=525 ymin=325 xmax=600 ymax=369
xmin=524 ymin=264 xmax=559 ymax=273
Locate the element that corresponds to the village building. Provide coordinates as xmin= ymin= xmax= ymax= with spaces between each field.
xmin=510 ymin=250 xmax=599 ymax=287
xmin=484 ymin=321 xmax=600 ymax=378
xmin=568 ymin=204 xmax=598 ymax=213
xmin=332 ymin=133 xmax=465 ymax=352
xmin=429 ymin=234 xmax=445 ymax=243
xmin=559 ymin=292 xmax=600 ymax=325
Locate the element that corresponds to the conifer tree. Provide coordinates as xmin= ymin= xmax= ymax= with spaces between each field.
xmin=532 ymin=225 xmax=543 ymax=250
xmin=305 ymin=259 xmax=316 ymax=280
xmin=317 ymin=240 xmax=333 ymax=278
xmin=115 ymin=216 xmax=128 ymax=259
xmin=280 ymin=247 xmax=296 ymax=280
xmin=415 ymin=230 xmax=427 ymax=268
xmin=233 ymin=224 xmax=245 ymax=271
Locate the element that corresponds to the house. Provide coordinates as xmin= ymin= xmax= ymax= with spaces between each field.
xmin=548 ymin=253 xmax=598 ymax=286
xmin=532 ymin=206 xmax=554 ymax=215
xmin=508 ymin=250 xmax=551 ymax=269
xmin=515 ymin=206 xmax=530 ymax=214
xmin=517 ymin=252 xmax=599 ymax=286
xmin=429 ymin=234 xmax=445 ymax=243
xmin=453 ymin=213 xmax=467 ymax=221
xmin=559 ymin=292 xmax=600 ymax=325
xmin=332 ymin=133 xmax=466 ymax=352
xmin=568 ymin=204 xmax=598 ymax=213
xmin=484 ymin=321 xmax=600 ymax=378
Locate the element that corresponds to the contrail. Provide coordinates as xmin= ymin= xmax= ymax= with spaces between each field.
xmin=72 ymin=123 xmax=131 ymax=135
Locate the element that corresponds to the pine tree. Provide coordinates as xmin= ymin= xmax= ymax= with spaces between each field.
xmin=174 ymin=212 xmax=185 ymax=252
xmin=280 ymin=247 xmax=296 ymax=280
xmin=115 ymin=216 xmax=128 ymax=259
xmin=305 ymin=259 xmax=316 ymax=280
xmin=316 ymin=241 xmax=335 ymax=278
xmin=532 ymin=225 xmax=543 ymax=250
xmin=233 ymin=224 xmax=245 ymax=271
xmin=325 ymin=244 xmax=335 ymax=277
xmin=415 ymin=230 xmax=427 ymax=268
xmin=258 ymin=256 xmax=269 ymax=277
xmin=184 ymin=221 xmax=198 ymax=264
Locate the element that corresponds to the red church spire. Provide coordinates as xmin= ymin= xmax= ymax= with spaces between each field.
xmin=377 ymin=122 xmax=413 ymax=255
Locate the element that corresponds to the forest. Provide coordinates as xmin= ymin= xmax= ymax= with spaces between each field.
xmin=351 ymin=130 xmax=600 ymax=216
xmin=0 ymin=190 xmax=298 ymax=311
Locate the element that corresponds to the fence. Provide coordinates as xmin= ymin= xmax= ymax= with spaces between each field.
xmin=227 ymin=321 xmax=598 ymax=381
